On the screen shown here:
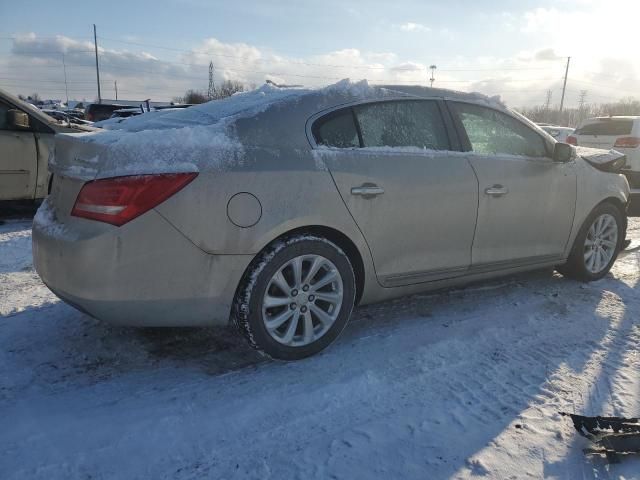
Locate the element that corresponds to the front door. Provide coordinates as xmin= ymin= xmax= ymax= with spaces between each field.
xmin=313 ymin=99 xmax=479 ymax=286
xmin=449 ymin=101 xmax=577 ymax=268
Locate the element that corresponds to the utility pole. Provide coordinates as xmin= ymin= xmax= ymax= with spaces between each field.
xmin=93 ymin=24 xmax=102 ymax=103
xmin=559 ymin=56 xmax=571 ymax=113
xmin=578 ymin=90 xmax=587 ymax=110
xmin=208 ymin=61 xmax=215 ymax=100
xmin=543 ymin=89 xmax=553 ymax=123
xmin=114 ymin=80 xmax=118 ymax=100
xmin=429 ymin=65 xmax=437 ymax=88
xmin=62 ymin=53 xmax=69 ymax=106
xmin=578 ymin=90 xmax=587 ymax=123
xmin=544 ymin=89 xmax=552 ymax=111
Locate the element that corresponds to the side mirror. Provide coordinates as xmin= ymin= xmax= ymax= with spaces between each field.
xmin=7 ymin=109 xmax=30 ymax=129
xmin=553 ymin=142 xmax=573 ymax=162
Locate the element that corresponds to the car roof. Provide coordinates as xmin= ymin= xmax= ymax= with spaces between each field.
xmin=378 ymin=84 xmax=503 ymax=103
xmin=85 ymin=80 xmax=513 ymax=136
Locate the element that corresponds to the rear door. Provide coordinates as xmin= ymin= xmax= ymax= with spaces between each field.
xmin=575 ymin=118 xmax=634 ymax=149
xmin=0 ymin=99 xmax=38 ymax=200
xmin=449 ymin=101 xmax=576 ymax=268
xmin=313 ymin=99 xmax=479 ymax=286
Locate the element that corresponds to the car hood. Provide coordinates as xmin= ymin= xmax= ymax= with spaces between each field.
xmin=51 ymin=122 xmax=98 ymax=134
xmin=576 ymin=146 xmax=625 ymax=165
xmin=575 ymin=146 xmax=627 ymax=171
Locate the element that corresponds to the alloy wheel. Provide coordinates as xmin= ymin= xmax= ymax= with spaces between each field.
xmin=583 ymin=213 xmax=618 ymax=274
xmin=261 ymin=254 xmax=344 ymax=347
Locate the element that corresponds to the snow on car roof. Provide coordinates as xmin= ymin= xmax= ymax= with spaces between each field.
xmin=91 ymin=79 xmax=377 ymax=133
xmin=62 ymin=79 xmax=504 ymax=178
xmin=90 ymin=79 xmax=503 ymax=135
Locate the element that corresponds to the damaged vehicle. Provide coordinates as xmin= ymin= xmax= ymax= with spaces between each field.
xmin=32 ymin=81 xmax=630 ymax=360
xmin=0 ymin=88 xmax=94 ymax=202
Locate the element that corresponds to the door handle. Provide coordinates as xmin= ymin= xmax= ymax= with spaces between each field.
xmin=485 ymin=185 xmax=509 ymax=197
xmin=351 ymin=184 xmax=385 ymax=198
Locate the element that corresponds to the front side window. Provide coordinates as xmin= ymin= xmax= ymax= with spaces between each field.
xmin=453 ymin=102 xmax=547 ymax=158
xmin=354 ymin=100 xmax=449 ymax=150
xmin=312 ymin=109 xmax=359 ymax=148
xmin=0 ymin=101 xmax=11 ymax=131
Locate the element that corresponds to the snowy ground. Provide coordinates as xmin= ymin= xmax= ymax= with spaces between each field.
xmin=1 ymin=218 xmax=639 ymax=480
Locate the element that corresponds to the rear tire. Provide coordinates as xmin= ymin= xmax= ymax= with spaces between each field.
xmin=557 ymin=202 xmax=624 ymax=282
xmin=231 ymin=235 xmax=356 ymax=360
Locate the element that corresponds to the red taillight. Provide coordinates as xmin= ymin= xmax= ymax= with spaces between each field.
xmin=614 ymin=136 xmax=640 ymax=148
xmin=566 ymin=135 xmax=577 ymax=146
xmin=71 ymin=173 xmax=197 ymax=226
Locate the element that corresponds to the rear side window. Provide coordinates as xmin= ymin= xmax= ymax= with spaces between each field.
xmin=453 ymin=102 xmax=547 ymax=158
xmin=575 ymin=120 xmax=633 ymax=136
xmin=354 ymin=100 xmax=449 ymax=150
xmin=312 ymin=109 xmax=359 ymax=148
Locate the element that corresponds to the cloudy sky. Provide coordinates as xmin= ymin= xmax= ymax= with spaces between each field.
xmin=0 ymin=0 xmax=637 ymax=107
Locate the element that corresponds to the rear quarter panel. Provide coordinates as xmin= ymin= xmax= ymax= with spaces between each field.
xmin=154 ymin=144 xmax=379 ymax=300
xmin=155 ymin=147 xmax=365 ymax=254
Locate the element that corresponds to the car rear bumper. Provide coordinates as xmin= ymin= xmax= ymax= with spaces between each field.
xmin=32 ymin=204 xmax=252 ymax=327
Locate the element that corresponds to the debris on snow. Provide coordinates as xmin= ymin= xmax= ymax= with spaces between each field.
xmin=561 ymin=412 xmax=640 ymax=461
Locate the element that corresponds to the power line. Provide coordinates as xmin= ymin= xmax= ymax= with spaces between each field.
xmin=90 ymin=35 xmax=562 ymax=73
xmin=568 ymin=78 xmax=639 ymax=95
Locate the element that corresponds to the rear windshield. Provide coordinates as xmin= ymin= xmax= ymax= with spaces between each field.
xmin=575 ymin=120 xmax=633 ymax=136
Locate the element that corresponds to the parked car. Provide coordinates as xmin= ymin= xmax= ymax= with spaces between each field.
xmin=0 ymin=88 xmax=94 ymax=202
xmin=568 ymin=116 xmax=640 ymax=215
xmin=33 ymin=82 xmax=630 ymax=360
xmin=42 ymin=109 xmax=93 ymax=126
xmin=84 ymin=103 xmax=136 ymax=122
xmin=110 ymin=107 xmax=144 ymax=118
xmin=539 ymin=125 xmax=574 ymax=143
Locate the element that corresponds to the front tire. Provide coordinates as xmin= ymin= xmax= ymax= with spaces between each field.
xmin=232 ymin=235 xmax=356 ymax=360
xmin=557 ymin=202 xmax=624 ymax=282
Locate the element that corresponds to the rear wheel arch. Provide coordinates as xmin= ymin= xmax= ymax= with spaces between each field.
xmin=248 ymin=225 xmax=365 ymax=306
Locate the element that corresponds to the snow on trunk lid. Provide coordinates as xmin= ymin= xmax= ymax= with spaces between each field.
xmin=51 ymin=132 xmax=105 ymax=181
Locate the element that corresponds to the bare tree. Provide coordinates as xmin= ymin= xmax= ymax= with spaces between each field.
xmin=177 ymin=80 xmax=246 ymax=105
xmin=519 ymin=97 xmax=640 ymax=127
xmin=214 ymin=80 xmax=245 ymax=99
xmin=182 ymin=89 xmax=208 ymax=104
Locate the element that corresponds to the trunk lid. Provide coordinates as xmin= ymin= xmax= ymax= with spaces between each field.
xmin=51 ymin=132 xmax=108 ymax=181
xmin=48 ymin=132 xmax=108 ymax=221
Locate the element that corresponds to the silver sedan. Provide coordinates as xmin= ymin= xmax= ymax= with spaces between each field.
xmin=33 ymin=82 xmax=630 ymax=360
